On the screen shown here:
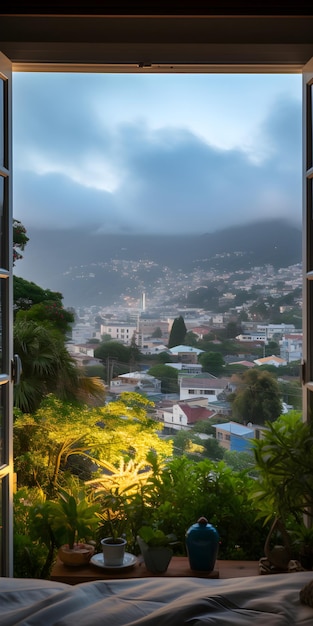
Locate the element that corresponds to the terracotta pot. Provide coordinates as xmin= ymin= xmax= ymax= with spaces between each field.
xmin=58 ymin=542 xmax=95 ymax=567
xmin=101 ymin=537 xmax=127 ymax=566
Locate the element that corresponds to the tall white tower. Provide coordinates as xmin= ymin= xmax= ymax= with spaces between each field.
xmin=140 ymin=292 xmax=146 ymax=312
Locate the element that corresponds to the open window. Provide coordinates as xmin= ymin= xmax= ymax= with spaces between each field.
xmin=0 ymin=11 xmax=312 ymax=576
xmin=0 ymin=51 xmax=13 ymax=577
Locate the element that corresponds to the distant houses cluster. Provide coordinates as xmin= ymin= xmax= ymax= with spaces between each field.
xmin=67 ymin=318 xmax=301 ymax=454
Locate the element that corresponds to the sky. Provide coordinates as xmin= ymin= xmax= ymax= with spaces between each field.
xmin=12 ymin=72 xmax=302 ymax=237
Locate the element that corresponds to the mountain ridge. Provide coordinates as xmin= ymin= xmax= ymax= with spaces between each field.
xmin=15 ymin=218 xmax=302 ymax=308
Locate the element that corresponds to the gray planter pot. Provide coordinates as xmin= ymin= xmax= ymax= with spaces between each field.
xmin=137 ymin=536 xmax=173 ymax=573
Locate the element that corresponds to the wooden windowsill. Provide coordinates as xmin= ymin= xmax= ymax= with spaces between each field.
xmin=50 ymin=556 xmax=260 ymax=585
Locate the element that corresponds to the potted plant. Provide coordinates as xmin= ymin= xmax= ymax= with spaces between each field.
xmin=99 ymin=509 xmax=127 ymax=566
xmin=48 ymin=487 xmax=100 ymax=566
xmin=290 ymin=522 xmax=313 ymax=570
xmin=137 ymin=526 xmax=179 ymax=574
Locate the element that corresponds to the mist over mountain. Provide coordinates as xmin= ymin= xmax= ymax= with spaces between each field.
xmin=15 ymin=219 xmax=302 ymax=309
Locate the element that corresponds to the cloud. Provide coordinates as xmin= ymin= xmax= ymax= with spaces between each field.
xmin=13 ymin=75 xmax=302 ymax=235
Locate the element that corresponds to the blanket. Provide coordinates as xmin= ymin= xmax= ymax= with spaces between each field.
xmin=1 ymin=572 xmax=313 ymax=625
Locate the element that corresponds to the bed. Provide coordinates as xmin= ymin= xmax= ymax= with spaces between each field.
xmin=1 ymin=572 xmax=313 ymax=625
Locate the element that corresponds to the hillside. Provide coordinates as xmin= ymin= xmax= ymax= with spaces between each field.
xmin=15 ymin=218 xmax=302 ymax=308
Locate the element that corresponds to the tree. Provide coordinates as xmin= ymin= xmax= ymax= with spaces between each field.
xmin=14 ymin=276 xmax=64 ymax=315
xmin=14 ymin=319 xmax=105 ymax=413
xmin=147 ymin=364 xmax=179 ymax=394
xmin=251 ymin=412 xmax=313 ymax=525
xmin=168 ymin=316 xmax=187 ymax=348
xmin=199 ymin=351 xmax=225 ymax=376
xmin=13 ymin=393 xmax=173 ymax=493
xmin=151 ymin=327 xmax=162 ymax=338
xmin=226 ymin=321 xmax=242 ymax=339
xmin=94 ymin=341 xmax=132 ymax=380
xmin=13 ymin=219 xmax=29 ymax=265
xmin=184 ymin=331 xmax=199 ymax=347
xmin=16 ymin=301 xmax=74 ymax=335
xmin=129 ymin=333 xmax=141 ymax=371
xmin=231 ymin=369 xmax=282 ymax=425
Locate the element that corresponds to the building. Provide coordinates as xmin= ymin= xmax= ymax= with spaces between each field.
xmin=280 ymin=334 xmax=303 ymax=363
xmin=100 ymin=322 xmax=137 ymax=345
xmin=236 ymin=332 xmax=266 ymax=343
xmin=166 ymin=362 xmax=203 ymax=375
xmin=212 ymin=422 xmax=265 ymax=452
xmin=111 ymin=371 xmax=161 ymax=394
xmin=162 ymin=401 xmax=215 ymax=431
xmin=254 ymin=355 xmax=287 ymax=367
xmin=257 ymin=323 xmax=296 ymax=341
xmin=168 ymin=345 xmax=204 ymax=364
xmin=179 ymin=376 xmax=232 ymax=402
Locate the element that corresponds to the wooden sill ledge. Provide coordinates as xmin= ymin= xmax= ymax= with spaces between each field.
xmin=50 ymin=556 xmax=260 ymax=585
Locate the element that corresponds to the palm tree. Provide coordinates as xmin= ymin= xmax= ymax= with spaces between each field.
xmin=14 ymin=319 xmax=105 ymax=413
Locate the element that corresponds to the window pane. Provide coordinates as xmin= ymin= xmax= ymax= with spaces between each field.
xmin=0 ymin=385 xmax=3 ymax=466
xmin=310 ymin=83 xmax=313 ymax=170
xmin=0 ymin=280 xmax=3 ymax=375
xmin=0 ymin=176 xmax=3 ymax=267
xmin=0 ymin=478 xmax=2 ymax=576
xmin=0 ymin=78 xmax=3 ymax=167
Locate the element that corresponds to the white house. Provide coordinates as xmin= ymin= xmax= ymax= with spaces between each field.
xmin=162 ymin=400 xmax=215 ymax=431
xmin=179 ymin=376 xmax=231 ymax=402
xmin=165 ymin=362 xmax=203 ymax=375
xmin=280 ymin=333 xmax=302 ymax=363
xmin=111 ymin=371 xmax=161 ymax=393
xmin=236 ymin=332 xmax=266 ymax=343
xmin=100 ymin=322 xmax=137 ymax=345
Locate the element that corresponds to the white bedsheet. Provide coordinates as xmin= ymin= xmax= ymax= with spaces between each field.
xmin=1 ymin=572 xmax=313 ymax=625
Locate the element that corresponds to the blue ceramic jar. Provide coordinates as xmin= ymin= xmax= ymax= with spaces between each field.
xmin=186 ymin=516 xmax=219 ymax=572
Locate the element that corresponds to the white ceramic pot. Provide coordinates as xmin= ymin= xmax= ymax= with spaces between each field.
xmin=101 ymin=537 xmax=127 ymax=566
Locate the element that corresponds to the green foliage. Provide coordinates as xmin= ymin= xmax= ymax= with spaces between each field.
xmin=156 ymin=351 xmax=172 ymax=364
xmin=223 ymin=450 xmax=257 ymax=475
xmin=147 ymin=364 xmax=179 ymax=393
xmin=94 ymin=340 xmax=132 ymax=378
xmin=14 ymin=276 xmax=64 ymax=314
xmin=171 ymin=430 xmax=224 ymax=462
xmin=231 ymin=368 xmax=282 ymax=425
xmin=278 ymin=379 xmax=302 ymax=410
xmin=138 ymin=526 xmax=177 ymax=547
xmin=251 ymin=411 xmax=313 ymax=525
xmin=184 ymin=331 xmax=199 ymax=347
xmin=13 ymin=219 xmax=29 ymax=264
xmin=16 ymin=301 xmax=74 ymax=335
xmin=141 ymin=456 xmax=267 ymax=559
xmin=151 ymin=327 xmax=162 ymax=338
xmin=46 ymin=485 xmax=100 ymax=549
xmin=84 ymin=364 xmax=106 ymax=380
xmin=13 ymin=319 xmax=105 ymax=413
xmin=168 ymin=315 xmax=187 ymax=348
xmin=199 ymin=351 xmax=225 ymax=376
xmin=13 ymin=487 xmax=54 ymax=579
xmin=14 ymin=393 xmax=172 ymax=494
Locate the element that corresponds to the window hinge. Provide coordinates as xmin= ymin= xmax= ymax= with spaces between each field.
xmin=11 ymin=354 xmax=22 ymax=385
xmin=301 ymin=360 xmax=306 ymax=385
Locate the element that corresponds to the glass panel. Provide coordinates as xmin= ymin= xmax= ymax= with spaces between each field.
xmin=0 ymin=478 xmax=2 ymax=576
xmin=0 ymin=176 xmax=3 ymax=267
xmin=0 ymin=280 xmax=3 ymax=375
xmin=0 ymin=385 xmax=3 ymax=467
xmin=310 ymin=83 xmax=313 ymax=170
xmin=0 ymin=78 xmax=3 ymax=168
